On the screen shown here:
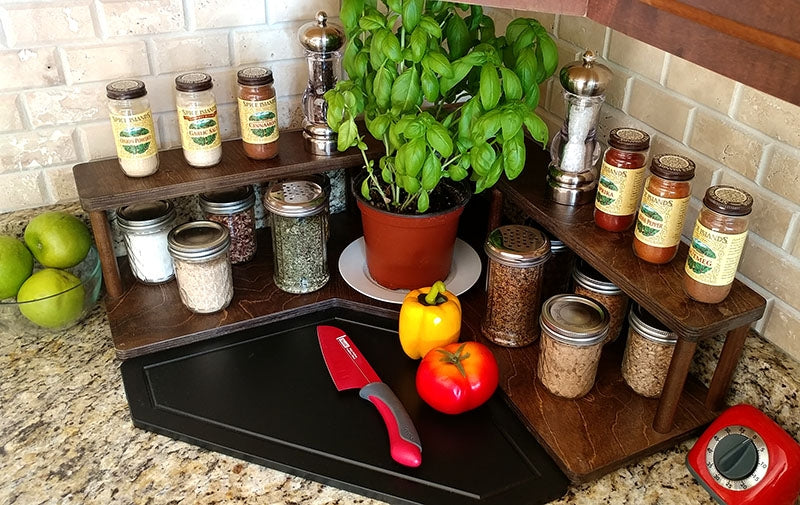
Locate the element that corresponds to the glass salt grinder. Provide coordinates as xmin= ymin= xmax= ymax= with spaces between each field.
xmin=298 ymin=11 xmax=345 ymax=155
xmin=547 ymin=50 xmax=613 ymax=205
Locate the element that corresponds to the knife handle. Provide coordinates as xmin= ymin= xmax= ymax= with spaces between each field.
xmin=359 ymin=382 xmax=422 ymax=468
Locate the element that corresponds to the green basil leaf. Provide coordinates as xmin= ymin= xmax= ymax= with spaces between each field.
xmin=501 ymin=110 xmax=522 ymax=139
xmin=471 ymin=109 xmax=502 ymax=142
xmin=523 ymin=81 xmax=541 ymax=109
xmin=421 ymin=68 xmax=440 ymax=102
xmin=534 ymin=40 xmax=546 ymax=84
xmin=499 ymin=67 xmax=522 ymax=101
xmin=404 ymin=119 xmax=426 ymax=139
xmin=485 ymin=155 xmax=504 ymax=188
xmin=426 ymin=123 xmax=453 ymax=158
xmin=380 ymin=156 xmax=394 ymax=183
xmin=479 ymin=62 xmax=501 ymax=109
xmin=402 ymin=0 xmax=423 ymax=32
xmin=539 ymin=33 xmax=558 ymax=79
xmin=409 ymin=28 xmax=428 ymax=63
xmin=402 ymin=175 xmax=421 ymax=194
xmin=444 ymin=14 xmax=470 ymax=59
xmin=416 ymin=190 xmax=430 ymax=213
xmin=512 ymin=26 xmax=536 ymax=57
xmin=367 ymin=113 xmax=391 ymax=139
xmin=342 ymin=40 xmax=360 ymax=78
xmin=419 ymin=15 xmax=442 ymax=39
xmin=479 ymin=15 xmax=495 ymax=41
xmin=383 ymin=32 xmax=403 ymax=63
xmin=354 ymin=51 xmax=369 ymax=79
xmin=359 ymin=13 xmax=385 ymax=31
xmin=404 ymin=136 xmax=427 ymax=177
xmin=422 ymin=51 xmax=453 ymax=78
xmin=391 ymin=66 xmax=421 ymax=114
xmin=505 ymin=19 xmax=529 ymax=43
xmin=373 ymin=67 xmax=393 ymax=110
xmin=503 ymin=131 xmax=525 ymax=180
xmin=337 ymin=118 xmax=357 ymax=151
xmin=388 ymin=119 xmax=403 ymax=151
xmin=370 ymin=30 xmax=388 ymax=70
xmin=447 ymin=163 xmax=468 ymax=181
xmin=439 ymin=60 xmax=471 ymax=94
xmin=441 ymin=110 xmax=456 ymax=129
xmin=395 ymin=115 xmax=415 ymax=137
xmin=523 ymin=110 xmax=548 ymax=146
xmin=421 ymin=152 xmax=442 ymax=190
xmin=361 ymin=177 xmax=371 ymax=199
xmin=470 ymin=141 xmax=495 ymax=176
xmin=515 ymin=46 xmax=538 ymax=93
xmin=387 ymin=0 xmax=402 ymax=13
xmin=341 ymin=0 xmax=364 ymax=35
xmin=324 ymin=90 xmax=344 ymax=130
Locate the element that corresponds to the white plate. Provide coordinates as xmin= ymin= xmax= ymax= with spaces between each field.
xmin=338 ymin=237 xmax=482 ymax=304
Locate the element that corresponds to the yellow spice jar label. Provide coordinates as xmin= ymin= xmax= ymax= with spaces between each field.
xmin=110 ymin=111 xmax=157 ymax=159
xmin=634 ymin=184 xmax=690 ymax=248
xmin=238 ymin=97 xmax=279 ymax=144
xmin=685 ymin=222 xmax=748 ymax=286
xmin=177 ymin=105 xmax=221 ymax=151
xmin=595 ymin=161 xmax=646 ymax=216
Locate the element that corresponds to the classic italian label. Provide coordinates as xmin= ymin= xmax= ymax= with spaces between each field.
xmin=595 ymin=161 xmax=646 ymax=216
xmin=685 ymin=222 xmax=748 ymax=286
xmin=177 ymin=105 xmax=221 ymax=151
xmin=238 ymin=97 xmax=279 ymax=144
xmin=634 ymin=183 xmax=690 ymax=248
xmin=110 ymin=111 xmax=157 ymax=159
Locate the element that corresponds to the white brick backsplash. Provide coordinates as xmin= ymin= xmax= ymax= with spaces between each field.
xmin=735 ymin=86 xmax=800 ymax=150
xmin=44 ymin=165 xmax=79 ymax=203
xmin=269 ymin=59 xmax=308 ymax=98
xmin=22 ymin=83 xmax=107 ymax=127
xmin=763 ymin=145 xmax=800 ymax=206
xmin=0 ymin=129 xmax=77 ymax=173
xmin=740 ymin=238 xmax=800 ymax=313
xmin=152 ymin=33 xmax=230 ymax=74
xmin=557 ymin=15 xmax=606 ymax=54
xmin=649 ymin=133 xmax=716 ymax=201
xmin=608 ymin=30 xmax=664 ymax=83
xmin=193 ymin=0 xmax=266 ymax=29
xmin=665 ymin=56 xmax=736 ymax=114
xmin=0 ymin=170 xmax=48 ymax=212
xmin=0 ymin=48 xmax=62 ymax=91
xmin=156 ymin=111 xmax=181 ymax=150
xmin=688 ymin=110 xmax=765 ymax=180
xmin=0 ymin=93 xmax=24 ymax=132
xmin=63 ymin=42 xmax=150 ymax=84
xmin=98 ymin=0 xmax=185 ymax=37
xmin=234 ymin=26 xmax=305 ymax=65
xmin=627 ymin=79 xmax=693 ymax=140
xmin=763 ymin=301 xmax=800 ymax=363
xmin=1 ymin=2 xmax=95 ymax=47
xmin=277 ymin=94 xmax=304 ymax=130
xmin=267 ymin=0 xmax=338 ymax=24
xmin=78 ymin=121 xmax=119 ymax=160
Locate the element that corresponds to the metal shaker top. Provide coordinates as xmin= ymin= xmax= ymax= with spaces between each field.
xmin=298 ymin=11 xmax=345 ymax=53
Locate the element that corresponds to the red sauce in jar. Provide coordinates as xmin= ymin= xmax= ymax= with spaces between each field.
xmin=594 ymin=128 xmax=650 ymax=232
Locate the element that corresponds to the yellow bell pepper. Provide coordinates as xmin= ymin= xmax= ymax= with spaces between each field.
xmin=398 ymin=281 xmax=462 ymax=359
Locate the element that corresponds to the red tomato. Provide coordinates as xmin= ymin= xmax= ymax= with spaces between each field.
xmin=415 ymin=341 xmax=499 ymax=415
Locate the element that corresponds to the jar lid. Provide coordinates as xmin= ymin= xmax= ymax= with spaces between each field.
xmin=237 ymin=67 xmax=274 ymax=86
xmin=559 ymin=50 xmax=613 ymax=97
xmin=572 ymin=260 xmax=622 ymax=295
xmin=175 ymin=72 xmax=213 ymax=92
xmin=608 ymin=128 xmax=650 ymax=151
xmin=106 ymin=79 xmax=147 ymax=100
xmin=116 ymin=201 xmax=175 ymax=230
xmin=298 ymin=11 xmax=346 ymax=52
xmin=540 ymin=294 xmax=610 ymax=346
xmin=264 ymin=180 xmax=327 ymax=217
xmin=650 ymin=154 xmax=696 ymax=181
xmin=628 ymin=303 xmax=677 ymax=344
xmin=484 ymin=225 xmax=551 ymax=267
xmin=200 ymin=186 xmax=256 ymax=214
xmin=167 ymin=220 xmax=230 ymax=261
xmin=703 ymin=185 xmax=754 ymax=216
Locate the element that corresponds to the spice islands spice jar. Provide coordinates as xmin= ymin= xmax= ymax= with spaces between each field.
xmin=633 ymin=154 xmax=695 ymax=264
xmin=106 ymin=79 xmax=159 ymax=177
xmin=200 ymin=186 xmax=257 ymax=264
xmin=594 ymin=128 xmax=651 ymax=232
xmin=621 ymin=303 xmax=677 ymax=398
xmin=482 ymin=225 xmax=551 ymax=347
xmin=572 ymin=260 xmax=629 ymax=344
xmin=175 ymin=72 xmax=222 ymax=167
xmin=684 ymin=185 xmax=753 ymax=303
xmin=237 ymin=67 xmax=279 ymax=160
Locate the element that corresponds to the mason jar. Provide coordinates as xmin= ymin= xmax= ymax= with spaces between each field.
xmin=621 ymin=303 xmax=678 ymax=398
xmin=200 ymin=186 xmax=257 ymax=264
xmin=116 ymin=201 xmax=176 ymax=284
xmin=572 ymin=260 xmax=629 ymax=344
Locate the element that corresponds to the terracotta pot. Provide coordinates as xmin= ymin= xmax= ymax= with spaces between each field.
xmin=354 ymin=175 xmax=470 ymax=290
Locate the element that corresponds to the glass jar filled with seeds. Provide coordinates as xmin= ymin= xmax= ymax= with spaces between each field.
xmin=264 ymin=180 xmax=329 ymax=293
xmin=538 ymin=294 xmax=609 ymax=399
xmin=167 ymin=221 xmax=233 ymax=313
xmin=572 ymin=260 xmax=629 ymax=344
xmin=116 ymin=200 xmax=177 ymax=284
xmin=482 ymin=225 xmax=551 ymax=347
xmin=200 ymin=186 xmax=257 ymax=264
xmin=621 ymin=303 xmax=678 ymax=398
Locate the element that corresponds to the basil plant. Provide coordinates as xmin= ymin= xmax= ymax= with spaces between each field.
xmin=325 ymin=0 xmax=558 ymax=213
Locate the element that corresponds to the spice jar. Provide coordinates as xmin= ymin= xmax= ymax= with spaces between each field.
xmin=538 ymin=294 xmax=609 ymax=399
xmin=594 ymin=128 xmax=651 ymax=231
xmin=200 ymin=186 xmax=257 ymax=264
xmin=237 ymin=67 xmax=279 ymax=160
xmin=264 ymin=180 xmax=329 ymax=294
xmin=621 ymin=303 xmax=677 ymax=398
xmin=482 ymin=225 xmax=551 ymax=347
xmin=106 ymin=79 xmax=159 ymax=177
xmin=175 ymin=72 xmax=222 ymax=167
xmin=684 ymin=185 xmax=753 ymax=303
xmin=633 ymin=154 xmax=695 ymax=264
xmin=541 ymin=234 xmax=576 ymax=302
xmin=116 ymin=201 xmax=176 ymax=284
xmin=167 ymin=221 xmax=233 ymax=313
xmin=572 ymin=260 xmax=629 ymax=343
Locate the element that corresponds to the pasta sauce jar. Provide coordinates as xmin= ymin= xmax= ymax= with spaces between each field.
xmin=237 ymin=67 xmax=279 ymax=160
xmin=633 ymin=154 xmax=695 ymax=264
xmin=594 ymin=128 xmax=650 ymax=232
xmin=683 ymin=186 xmax=753 ymax=303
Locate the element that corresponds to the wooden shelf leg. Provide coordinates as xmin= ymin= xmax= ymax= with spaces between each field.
xmin=705 ymin=325 xmax=750 ymax=411
xmin=653 ymin=337 xmax=698 ymax=433
xmin=88 ymin=210 xmax=123 ymax=299
xmin=489 ymin=188 xmax=503 ymax=233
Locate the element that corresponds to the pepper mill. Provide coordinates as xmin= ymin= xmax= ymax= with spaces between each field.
xmin=298 ymin=11 xmax=345 ymax=156
xmin=547 ymin=51 xmax=612 ymax=205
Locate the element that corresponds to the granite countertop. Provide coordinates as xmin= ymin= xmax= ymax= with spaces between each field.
xmin=3 ymin=206 xmax=800 ymax=505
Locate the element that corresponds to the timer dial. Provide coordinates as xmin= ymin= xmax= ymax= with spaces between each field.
xmin=705 ymin=425 xmax=769 ymax=491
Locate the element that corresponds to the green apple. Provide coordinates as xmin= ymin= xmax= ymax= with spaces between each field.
xmin=17 ymin=269 xmax=85 ymax=328
xmin=0 ymin=235 xmax=34 ymax=299
xmin=25 ymin=211 xmax=92 ymax=268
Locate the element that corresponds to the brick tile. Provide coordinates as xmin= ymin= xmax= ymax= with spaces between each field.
xmin=762 ymin=301 xmax=800 ymax=363
xmin=98 ymin=0 xmax=184 ymax=36
xmin=267 ymin=0 xmax=338 ymax=24
xmin=650 ymin=134 xmax=717 ymax=201
xmin=735 ymin=86 xmax=800 ymax=149
xmin=607 ymin=30 xmax=664 ymax=83
xmin=739 ymin=238 xmax=800 ymax=313
xmin=688 ymin=110 xmax=765 ymax=180
xmin=234 ymin=26 xmax=305 ymax=65
xmin=0 ymin=48 xmax=63 ymax=91
xmin=269 ymin=59 xmax=308 ymax=98
xmin=627 ymin=79 xmax=693 ymax=140
xmin=0 ymin=129 xmax=77 ymax=173
xmin=762 ymin=145 xmax=800 ymax=206
xmin=681 ymin=197 xmax=702 ymax=240
xmin=600 ymin=59 xmax=630 ymax=111
xmin=63 ymin=42 xmax=150 ymax=84
xmin=22 ymin=83 xmax=107 ymax=127
xmin=44 ymin=165 xmax=79 ymax=203
xmin=0 ymin=93 xmax=24 ymax=132
xmin=78 ymin=121 xmax=118 ymax=160
xmin=0 ymin=170 xmax=48 ymax=212
xmin=719 ymin=170 xmax=794 ymax=248
xmin=1 ymin=2 xmax=95 ymax=46
xmin=556 ymin=15 xmax=606 ymax=54
xmin=665 ymin=56 xmax=735 ymax=114
xmin=193 ymin=0 xmax=265 ymax=29
xmin=152 ymin=34 xmax=230 ymax=74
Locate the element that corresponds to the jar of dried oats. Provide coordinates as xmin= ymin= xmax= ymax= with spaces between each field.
xmin=482 ymin=225 xmax=551 ymax=347
xmin=200 ymin=186 xmax=257 ymax=264
xmin=621 ymin=303 xmax=677 ymax=398
xmin=538 ymin=294 xmax=609 ymax=399
xmin=167 ymin=221 xmax=233 ymax=313
xmin=572 ymin=260 xmax=629 ymax=344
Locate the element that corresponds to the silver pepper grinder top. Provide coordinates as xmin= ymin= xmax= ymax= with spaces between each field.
xmin=299 ymin=11 xmax=346 ymax=156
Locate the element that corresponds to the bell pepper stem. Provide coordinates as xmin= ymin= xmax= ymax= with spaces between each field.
xmin=424 ymin=281 xmax=447 ymax=306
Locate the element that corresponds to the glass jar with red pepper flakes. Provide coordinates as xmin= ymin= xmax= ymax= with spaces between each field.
xmin=633 ymin=154 xmax=695 ymax=264
xmin=594 ymin=128 xmax=651 ymax=232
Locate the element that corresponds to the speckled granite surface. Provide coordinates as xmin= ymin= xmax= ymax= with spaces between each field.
xmin=2 ymin=206 xmax=800 ymax=505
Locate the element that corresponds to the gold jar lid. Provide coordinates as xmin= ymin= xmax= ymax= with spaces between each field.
xmin=484 ymin=225 xmax=551 ymax=267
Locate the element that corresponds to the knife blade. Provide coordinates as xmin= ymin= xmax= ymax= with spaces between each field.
xmin=317 ymin=325 xmax=422 ymax=468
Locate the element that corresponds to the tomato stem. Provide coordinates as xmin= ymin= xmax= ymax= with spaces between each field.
xmin=436 ymin=342 xmax=471 ymax=377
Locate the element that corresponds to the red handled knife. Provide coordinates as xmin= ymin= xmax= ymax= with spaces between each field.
xmin=317 ymin=325 xmax=422 ymax=467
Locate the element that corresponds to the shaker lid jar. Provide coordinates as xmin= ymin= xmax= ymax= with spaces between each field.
xmin=264 ymin=180 xmax=327 ymax=217
xmin=485 ymin=225 xmax=551 ymax=267
xmin=200 ymin=186 xmax=256 ymax=215
xmin=117 ymin=201 xmax=175 ymax=232
xmin=168 ymin=221 xmax=230 ymax=262
xmin=540 ymin=294 xmax=610 ymax=346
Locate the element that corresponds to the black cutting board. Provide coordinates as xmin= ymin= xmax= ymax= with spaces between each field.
xmin=121 ymin=303 xmax=569 ymax=505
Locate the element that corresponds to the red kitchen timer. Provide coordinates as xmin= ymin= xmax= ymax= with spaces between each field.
xmin=687 ymin=404 xmax=800 ymax=505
